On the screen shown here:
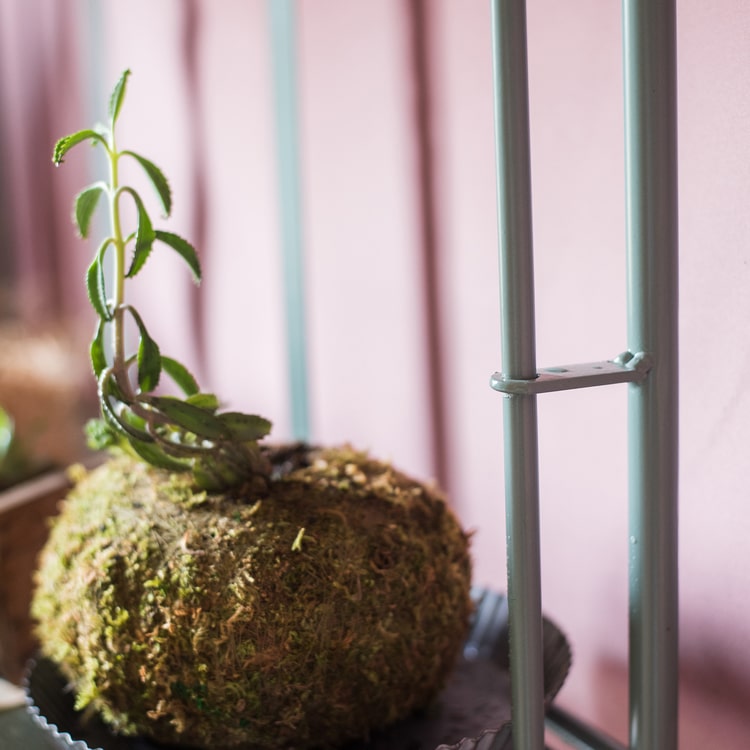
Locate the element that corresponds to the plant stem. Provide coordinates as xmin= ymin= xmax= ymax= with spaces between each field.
xmin=107 ymin=131 xmax=131 ymax=399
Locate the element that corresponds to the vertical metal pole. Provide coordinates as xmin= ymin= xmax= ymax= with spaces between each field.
xmin=491 ymin=2 xmax=545 ymax=748
xmin=80 ymin=0 xmax=107 ymax=202
xmin=82 ymin=1 xmax=105 ymax=139
xmin=269 ymin=0 xmax=311 ymax=442
xmin=623 ymin=2 xmax=679 ymax=749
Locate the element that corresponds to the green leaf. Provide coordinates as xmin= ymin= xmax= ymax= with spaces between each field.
xmin=138 ymin=335 xmax=161 ymax=393
xmin=192 ymin=457 xmax=247 ymax=491
xmin=125 ymin=307 xmax=160 ymax=392
xmin=104 ymin=372 xmax=129 ymax=403
xmin=155 ymin=231 xmax=202 ymax=283
xmin=0 ymin=407 xmax=14 ymax=464
xmin=86 ymin=242 xmax=113 ymax=320
xmin=84 ymin=418 xmax=119 ymax=451
xmin=103 ymin=404 xmax=151 ymax=444
xmin=53 ymin=129 xmax=107 ymax=165
xmin=99 ymin=375 xmax=152 ymax=444
xmin=219 ymin=412 xmax=272 ymax=442
xmin=146 ymin=396 xmax=228 ymax=440
xmin=74 ymin=182 xmax=107 ymax=237
xmin=123 ymin=189 xmax=156 ymax=278
xmin=90 ymin=320 xmax=108 ymax=377
xmin=161 ymin=356 xmax=199 ymax=396
xmin=129 ymin=438 xmax=190 ymax=472
xmin=121 ymin=151 xmax=172 ymax=216
xmin=185 ymin=392 xmax=220 ymax=411
xmin=109 ymin=69 xmax=131 ymax=127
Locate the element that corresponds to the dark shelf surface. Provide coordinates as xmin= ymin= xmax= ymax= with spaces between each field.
xmin=21 ymin=588 xmax=571 ymax=750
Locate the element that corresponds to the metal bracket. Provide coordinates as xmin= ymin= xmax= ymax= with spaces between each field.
xmin=490 ymin=351 xmax=652 ymax=396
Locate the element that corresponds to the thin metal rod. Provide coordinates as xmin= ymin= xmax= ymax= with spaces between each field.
xmin=269 ymin=0 xmax=310 ymax=442
xmin=623 ymin=2 xmax=679 ymax=749
xmin=491 ymin=2 xmax=545 ymax=748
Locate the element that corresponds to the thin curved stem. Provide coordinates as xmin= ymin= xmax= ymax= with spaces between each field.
xmin=107 ymin=131 xmax=132 ymax=401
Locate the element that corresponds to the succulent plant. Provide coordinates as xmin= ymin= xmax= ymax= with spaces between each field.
xmin=54 ymin=69 xmax=271 ymax=491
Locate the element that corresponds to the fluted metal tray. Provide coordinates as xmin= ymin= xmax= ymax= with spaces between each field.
xmin=25 ymin=588 xmax=571 ymax=750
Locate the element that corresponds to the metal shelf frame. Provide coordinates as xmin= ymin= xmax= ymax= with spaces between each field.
xmin=489 ymin=1 xmax=679 ymax=749
xmin=264 ymin=0 xmax=677 ymax=747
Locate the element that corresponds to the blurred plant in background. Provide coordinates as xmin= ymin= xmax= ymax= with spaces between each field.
xmin=0 ymin=405 xmax=51 ymax=490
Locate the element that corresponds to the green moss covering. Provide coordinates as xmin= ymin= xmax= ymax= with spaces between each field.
xmin=32 ymin=445 xmax=472 ymax=749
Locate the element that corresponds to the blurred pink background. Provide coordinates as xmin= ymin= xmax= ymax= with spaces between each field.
xmin=1 ymin=0 xmax=748 ymax=746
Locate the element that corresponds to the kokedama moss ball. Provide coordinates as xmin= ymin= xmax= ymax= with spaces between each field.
xmin=32 ymin=445 xmax=472 ymax=749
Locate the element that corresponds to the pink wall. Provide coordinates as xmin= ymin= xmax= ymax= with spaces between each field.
xmin=2 ymin=0 xmax=749 ymax=746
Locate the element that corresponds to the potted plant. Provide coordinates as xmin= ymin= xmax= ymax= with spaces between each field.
xmin=30 ymin=70 xmax=473 ymax=750
xmin=0 ymin=324 xmax=90 ymax=684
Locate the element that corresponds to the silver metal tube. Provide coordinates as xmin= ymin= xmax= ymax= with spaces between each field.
xmin=622 ymin=2 xmax=679 ymax=749
xmin=490 ymin=2 xmax=545 ymax=748
xmin=491 ymin=0 xmax=537 ymax=375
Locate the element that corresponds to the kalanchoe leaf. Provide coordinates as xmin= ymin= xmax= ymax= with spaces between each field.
xmin=74 ymin=183 xmax=107 ymax=238
xmin=219 ymin=412 xmax=272 ymax=442
xmin=185 ymin=392 xmax=220 ymax=411
xmin=53 ymin=129 xmax=107 ymax=166
xmin=161 ymin=356 xmax=200 ymax=396
xmin=108 ymin=69 xmax=131 ymax=127
xmin=137 ymin=333 xmax=161 ymax=393
xmin=99 ymin=379 xmax=151 ymax=444
xmin=155 ymin=231 xmax=202 ymax=283
xmin=106 ymin=405 xmax=153 ymax=445
xmin=90 ymin=320 xmax=108 ymax=377
xmin=146 ymin=396 xmax=228 ymax=440
xmin=125 ymin=307 xmax=161 ymax=392
xmin=104 ymin=371 xmax=129 ymax=403
xmin=121 ymin=151 xmax=172 ymax=216
xmin=129 ymin=438 xmax=191 ymax=472
xmin=150 ymin=432 xmax=212 ymax=458
xmin=121 ymin=407 xmax=148 ymax=432
xmin=123 ymin=189 xmax=156 ymax=278
xmin=86 ymin=244 xmax=113 ymax=321
xmin=192 ymin=457 xmax=254 ymax=491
